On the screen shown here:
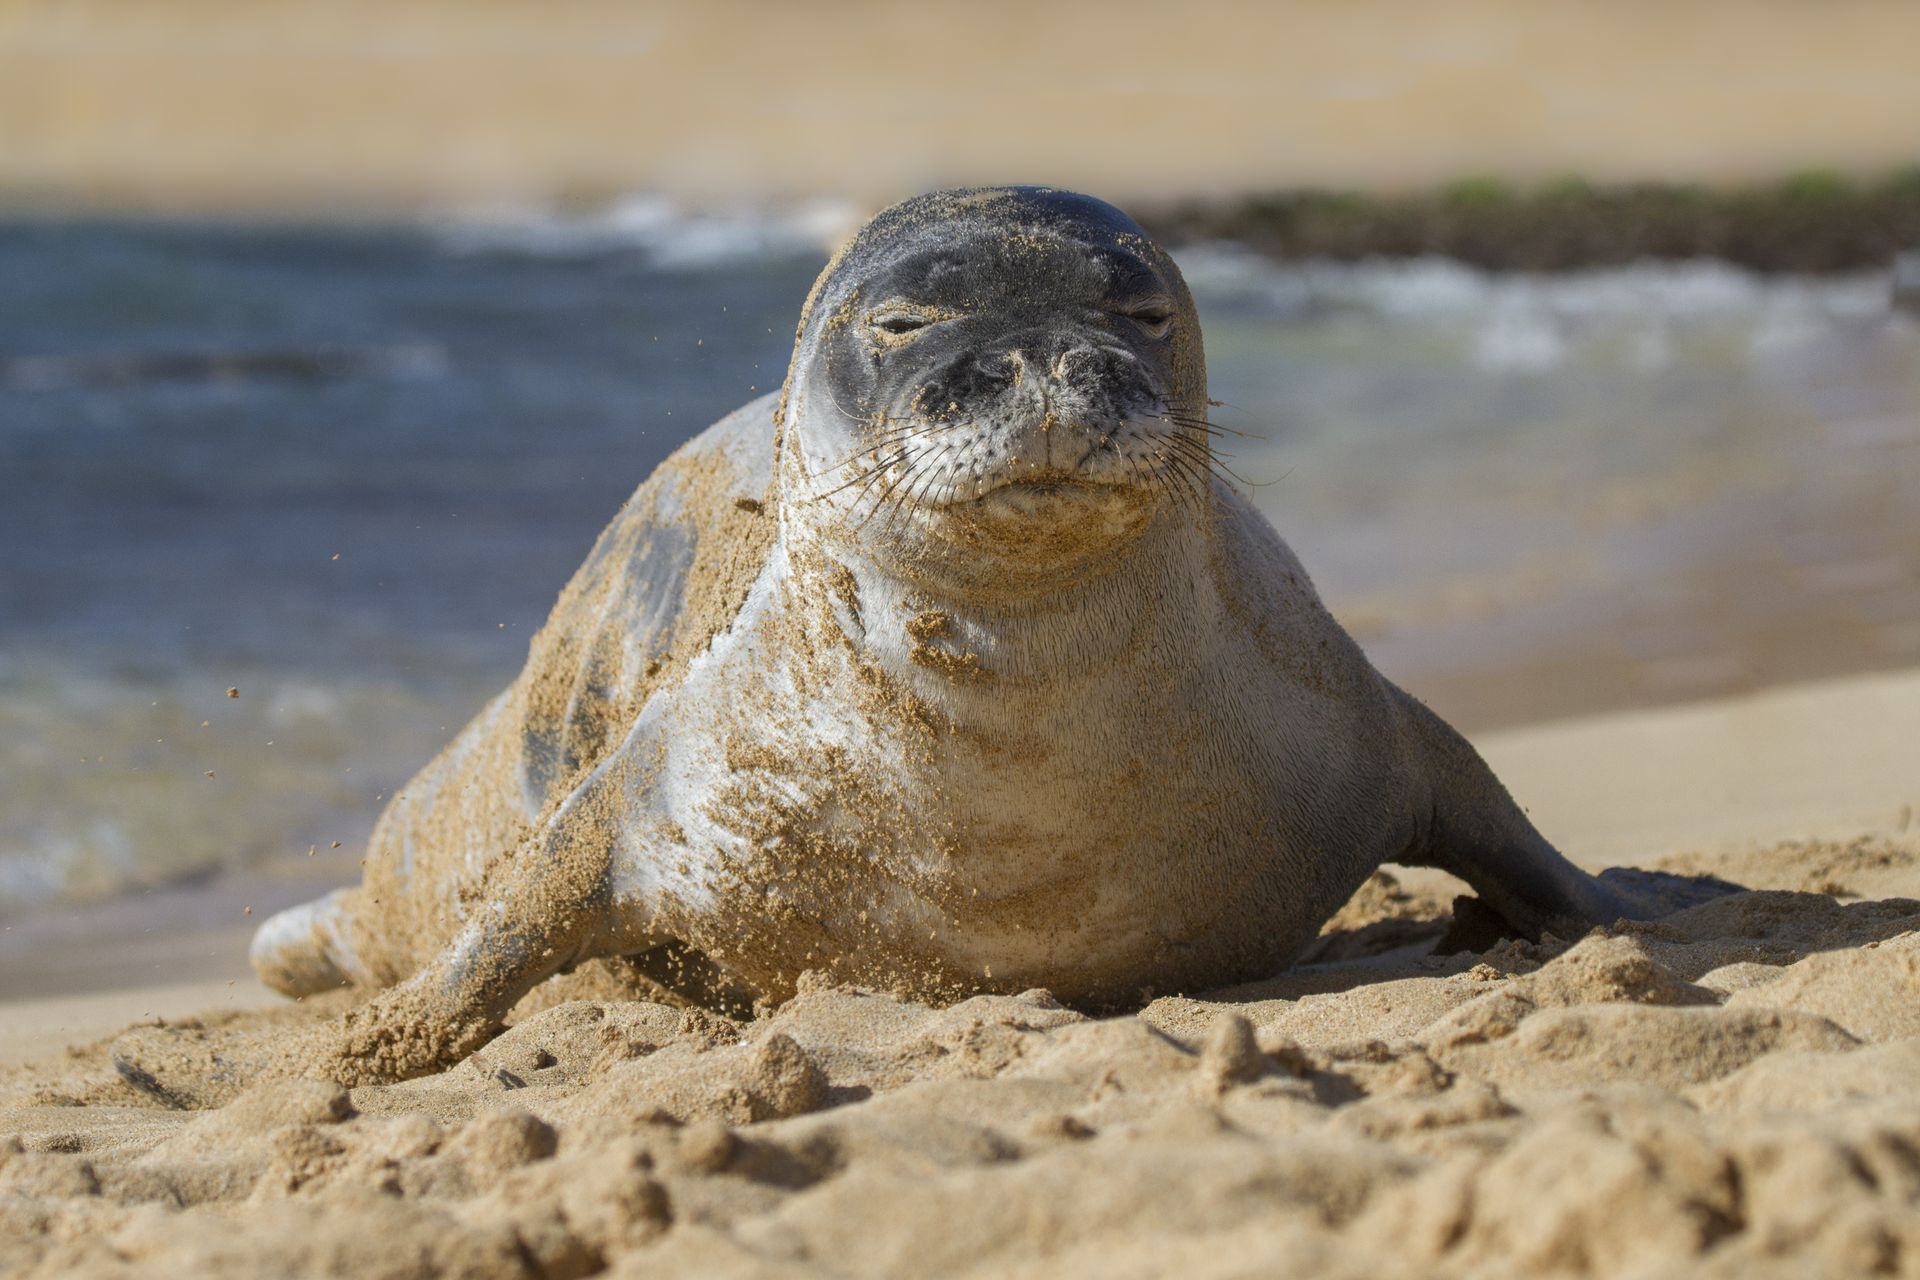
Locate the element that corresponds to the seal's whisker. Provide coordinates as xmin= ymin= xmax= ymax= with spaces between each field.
xmin=1095 ymin=421 xmax=1130 ymax=470
xmin=1153 ymin=424 xmax=1236 ymax=459
xmin=1155 ymin=412 xmax=1247 ymax=443
xmin=1152 ymin=426 xmax=1270 ymax=490
xmin=812 ymin=445 xmax=915 ymax=505
xmin=881 ymin=436 xmax=964 ymax=541
xmin=850 ymin=457 xmax=915 ymax=531
xmin=813 ymin=439 xmax=919 ymax=505
xmin=874 ymin=452 xmax=930 ymax=538
xmin=811 ymin=458 xmax=892 ymax=504
xmin=1159 ymin=432 xmax=1223 ymax=470
xmin=836 ymin=445 xmax=921 ymax=525
xmin=910 ymin=438 xmax=962 ymax=512
xmin=811 ymin=412 xmax=971 ymax=510
xmin=881 ymin=464 xmax=939 ymax=541
xmin=1154 ymin=446 xmax=1210 ymax=514
xmin=855 ymin=439 xmax=942 ymax=535
xmin=1104 ymin=423 xmax=1203 ymax=518
xmin=1166 ymin=435 xmax=1223 ymax=502
xmin=1155 ymin=401 xmax=1261 ymax=441
xmin=1153 ymin=430 xmax=1216 ymax=473
xmin=1129 ymin=456 xmax=1170 ymax=516
xmin=1137 ymin=451 xmax=1183 ymax=515
xmin=1159 ymin=391 xmax=1251 ymax=426
xmin=842 ymin=416 xmax=951 ymax=457
xmin=810 ymin=419 xmax=952 ymax=493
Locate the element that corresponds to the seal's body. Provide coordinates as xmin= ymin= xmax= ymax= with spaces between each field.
xmin=206 ymin=187 xmax=1719 ymax=1086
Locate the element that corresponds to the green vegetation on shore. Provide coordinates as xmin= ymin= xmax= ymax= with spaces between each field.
xmin=1144 ymin=170 xmax=1920 ymax=272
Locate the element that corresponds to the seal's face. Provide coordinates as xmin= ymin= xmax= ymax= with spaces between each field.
xmin=786 ymin=188 xmax=1209 ymax=587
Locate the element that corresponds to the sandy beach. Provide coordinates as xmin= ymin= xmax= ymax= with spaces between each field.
xmin=4 ymin=666 xmax=1916 ymax=1277
xmin=5 ymin=4 xmax=1919 ymax=1270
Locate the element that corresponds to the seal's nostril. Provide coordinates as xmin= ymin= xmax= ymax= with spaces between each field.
xmin=966 ymin=351 xmax=1028 ymax=394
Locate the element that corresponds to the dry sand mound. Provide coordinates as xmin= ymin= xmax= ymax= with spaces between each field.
xmin=4 ymin=833 xmax=1920 ymax=1279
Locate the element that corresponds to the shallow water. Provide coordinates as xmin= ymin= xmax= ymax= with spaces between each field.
xmin=3 ymin=214 xmax=1916 ymax=910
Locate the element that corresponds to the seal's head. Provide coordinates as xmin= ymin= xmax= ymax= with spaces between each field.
xmin=783 ymin=186 xmax=1209 ymax=593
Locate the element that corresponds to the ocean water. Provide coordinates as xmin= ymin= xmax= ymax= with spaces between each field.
xmin=4 ymin=209 xmax=1916 ymax=911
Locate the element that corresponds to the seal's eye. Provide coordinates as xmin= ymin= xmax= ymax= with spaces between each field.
xmin=866 ymin=306 xmax=943 ymax=344
xmin=1118 ymin=299 xmax=1176 ymax=340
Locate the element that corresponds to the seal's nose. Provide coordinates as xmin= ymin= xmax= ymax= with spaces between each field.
xmin=975 ymin=339 xmax=1103 ymax=394
xmin=920 ymin=329 xmax=1136 ymax=421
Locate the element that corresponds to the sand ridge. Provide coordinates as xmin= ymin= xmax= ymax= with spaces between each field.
xmin=4 ymin=832 xmax=1919 ymax=1278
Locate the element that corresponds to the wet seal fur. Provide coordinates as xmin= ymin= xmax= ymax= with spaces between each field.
xmin=117 ymin=187 xmax=1734 ymax=1097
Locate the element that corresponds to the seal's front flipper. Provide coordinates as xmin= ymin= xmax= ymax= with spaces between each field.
xmin=314 ymin=868 xmax=616 ymax=1087
xmin=315 ymin=824 xmax=616 ymax=1084
xmin=117 ymin=886 xmax=606 ymax=1103
xmin=118 ymin=775 xmax=623 ymax=1103
xmin=1591 ymin=865 xmax=1744 ymax=917
xmin=1434 ymin=866 xmax=1743 ymax=955
xmin=1420 ymin=814 xmax=1628 ymax=948
xmin=111 ymin=931 xmax=529 ymax=1105
xmin=112 ymin=932 xmax=526 ymax=1106
xmin=1391 ymin=686 xmax=1742 ymax=948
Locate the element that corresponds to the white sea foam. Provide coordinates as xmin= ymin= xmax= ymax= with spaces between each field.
xmin=431 ymin=194 xmax=860 ymax=268
xmin=1170 ymin=244 xmax=1897 ymax=372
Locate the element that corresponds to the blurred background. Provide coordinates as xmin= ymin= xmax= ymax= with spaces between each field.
xmin=2 ymin=1 xmax=1917 ymax=974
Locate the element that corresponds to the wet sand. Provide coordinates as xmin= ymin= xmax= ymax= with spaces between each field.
xmin=7 ymin=1 xmax=1920 ymax=215
xmin=3 ymin=667 xmax=1917 ymax=1276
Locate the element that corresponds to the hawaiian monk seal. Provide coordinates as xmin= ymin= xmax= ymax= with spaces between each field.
xmin=115 ymin=186 xmax=1728 ymax=1099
